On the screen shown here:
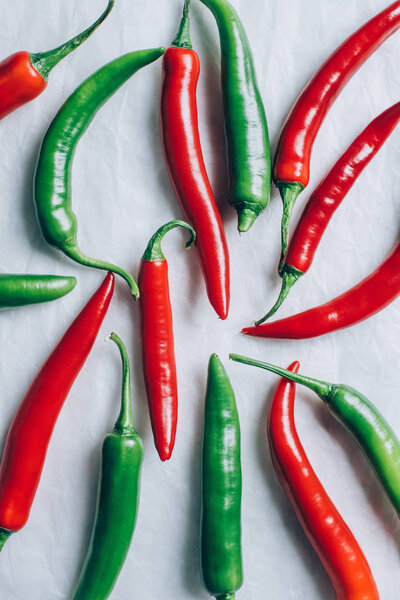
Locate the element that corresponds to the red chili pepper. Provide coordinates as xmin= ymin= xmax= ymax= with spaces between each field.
xmin=138 ymin=220 xmax=196 ymax=462
xmin=0 ymin=0 xmax=114 ymax=120
xmin=257 ymin=101 xmax=400 ymax=325
xmin=273 ymin=0 xmax=400 ymax=267
xmin=268 ymin=362 xmax=379 ymax=600
xmin=243 ymin=243 xmax=400 ymax=340
xmin=160 ymin=0 xmax=230 ymax=320
xmin=0 ymin=273 xmax=114 ymax=550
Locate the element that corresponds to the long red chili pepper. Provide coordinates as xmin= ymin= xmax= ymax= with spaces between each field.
xmin=160 ymin=0 xmax=230 ymax=320
xmin=0 ymin=0 xmax=114 ymax=120
xmin=138 ymin=220 xmax=196 ymax=462
xmin=274 ymin=0 xmax=400 ymax=266
xmin=0 ymin=273 xmax=114 ymax=550
xmin=243 ymin=243 xmax=400 ymax=340
xmin=257 ymin=101 xmax=400 ymax=325
xmin=268 ymin=362 xmax=379 ymax=600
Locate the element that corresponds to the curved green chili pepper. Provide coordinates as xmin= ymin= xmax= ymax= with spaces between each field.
xmin=199 ymin=0 xmax=271 ymax=233
xmin=201 ymin=354 xmax=243 ymax=600
xmin=73 ymin=333 xmax=143 ymax=600
xmin=230 ymin=353 xmax=400 ymax=518
xmin=34 ymin=48 xmax=165 ymax=299
xmin=0 ymin=274 xmax=76 ymax=309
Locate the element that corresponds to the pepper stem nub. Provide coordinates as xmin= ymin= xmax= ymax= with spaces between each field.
xmin=172 ymin=0 xmax=193 ymax=49
xmin=229 ymin=354 xmax=333 ymax=399
xmin=255 ymin=265 xmax=302 ymax=326
xmin=277 ymin=182 xmax=303 ymax=273
xmin=30 ymin=0 xmax=115 ymax=80
xmin=109 ymin=333 xmax=136 ymax=435
xmin=142 ymin=220 xmax=196 ymax=262
xmin=0 ymin=528 xmax=12 ymax=552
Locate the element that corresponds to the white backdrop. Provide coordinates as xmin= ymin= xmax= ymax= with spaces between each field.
xmin=1 ymin=0 xmax=400 ymax=598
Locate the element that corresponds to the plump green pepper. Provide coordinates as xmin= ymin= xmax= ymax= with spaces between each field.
xmin=0 ymin=274 xmax=76 ymax=309
xmin=201 ymin=354 xmax=243 ymax=599
xmin=34 ymin=48 xmax=165 ymax=298
xmin=199 ymin=0 xmax=271 ymax=233
xmin=72 ymin=333 xmax=143 ymax=600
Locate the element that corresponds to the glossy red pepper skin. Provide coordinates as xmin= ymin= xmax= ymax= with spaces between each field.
xmin=0 ymin=273 xmax=114 ymax=548
xmin=160 ymin=45 xmax=230 ymax=320
xmin=0 ymin=52 xmax=47 ymax=120
xmin=268 ymin=362 xmax=379 ymax=600
xmin=257 ymin=101 xmax=400 ymax=325
xmin=243 ymin=242 xmax=400 ymax=339
xmin=138 ymin=221 xmax=195 ymax=462
xmin=274 ymin=1 xmax=400 ymax=190
xmin=287 ymin=101 xmax=400 ymax=274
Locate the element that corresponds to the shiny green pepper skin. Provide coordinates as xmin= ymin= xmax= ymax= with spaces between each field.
xmin=201 ymin=354 xmax=243 ymax=600
xmin=0 ymin=274 xmax=76 ymax=309
xmin=200 ymin=0 xmax=271 ymax=233
xmin=34 ymin=48 xmax=165 ymax=298
xmin=73 ymin=334 xmax=143 ymax=600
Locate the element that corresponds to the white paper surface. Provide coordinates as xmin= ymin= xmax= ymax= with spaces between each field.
xmin=1 ymin=0 xmax=400 ymax=598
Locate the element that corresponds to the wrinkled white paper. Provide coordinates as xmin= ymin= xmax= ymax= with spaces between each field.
xmin=1 ymin=0 xmax=400 ymax=598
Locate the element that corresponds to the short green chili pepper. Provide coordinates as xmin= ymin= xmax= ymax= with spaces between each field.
xmin=34 ymin=48 xmax=165 ymax=299
xmin=199 ymin=0 xmax=271 ymax=233
xmin=230 ymin=354 xmax=400 ymax=518
xmin=0 ymin=274 xmax=76 ymax=309
xmin=201 ymin=354 xmax=243 ymax=600
xmin=72 ymin=333 xmax=143 ymax=600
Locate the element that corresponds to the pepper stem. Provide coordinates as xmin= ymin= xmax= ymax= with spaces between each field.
xmin=229 ymin=354 xmax=332 ymax=399
xmin=109 ymin=333 xmax=136 ymax=435
xmin=277 ymin=182 xmax=303 ymax=273
xmin=255 ymin=265 xmax=302 ymax=326
xmin=63 ymin=243 xmax=139 ymax=299
xmin=172 ymin=0 xmax=192 ymax=49
xmin=0 ymin=528 xmax=12 ymax=552
xmin=237 ymin=208 xmax=258 ymax=233
xmin=142 ymin=220 xmax=196 ymax=262
xmin=30 ymin=0 xmax=115 ymax=80
xmin=215 ymin=595 xmax=235 ymax=600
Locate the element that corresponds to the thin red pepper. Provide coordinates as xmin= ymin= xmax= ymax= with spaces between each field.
xmin=0 ymin=0 xmax=114 ymax=120
xmin=257 ymin=101 xmax=400 ymax=325
xmin=160 ymin=0 xmax=230 ymax=320
xmin=268 ymin=362 xmax=379 ymax=600
xmin=138 ymin=220 xmax=196 ymax=462
xmin=243 ymin=243 xmax=400 ymax=339
xmin=0 ymin=272 xmax=114 ymax=550
xmin=274 ymin=0 xmax=400 ymax=266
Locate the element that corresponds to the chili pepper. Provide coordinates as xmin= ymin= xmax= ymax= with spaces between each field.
xmin=242 ymin=241 xmax=400 ymax=340
xmin=0 ymin=0 xmax=115 ymax=120
xmin=274 ymin=0 xmax=400 ymax=267
xmin=138 ymin=219 xmax=196 ymax=462
xmin=268 ymin=361 xmax=379 ymax=600
xmin=0 ymin=274 xmax=77 ymax=309
xmin=72 ymin=333 xmax=143 ymax=600
xmin=230 ymin=353 xmax=400 ymax=519
xmin=201 ymin=354 xmax=242 ymax=600
xmin=160 ymin=0 xmax=230 ymax=319
xmin=258 ymin=101 xmax=400 ymax=325
xmin=34 ymin=47 xmax=165 ymax=298
xmin=199 ymin=0 xmax=271 ymax=233
xmin=0 ymin=272 xmax=114 ymax=551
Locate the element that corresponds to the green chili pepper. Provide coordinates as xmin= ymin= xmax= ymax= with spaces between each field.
xmin=230 ymin=353 xmax=400 ymax=518
xmin=199 ymin=0 xmax=271 ymax=233
xmin=34 ymin=48 xmax=165 ymax=299
xmin=0 ymin=274 xmax=76 ymax=309
xmin=201 ymin=354 xmax=243 ymax=600
xmin=73 ymin=333 xmax=143 ymax=600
